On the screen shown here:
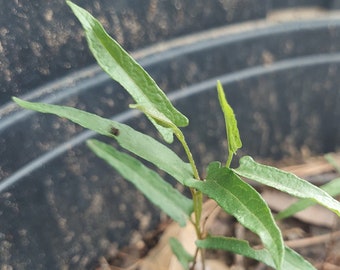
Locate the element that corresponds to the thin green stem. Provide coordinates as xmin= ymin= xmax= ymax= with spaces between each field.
xmin=173 ymin=127 xmax=200 ymax=180
xmin=173 ymin=127 xmax=205 ymax=269
xmin=226 ymin=150 xmax=233 ymax=168
xmin=173 ymin=128 xmax=202 ymax=228
xmin=192 ymin=189 xmax=203 ymax=235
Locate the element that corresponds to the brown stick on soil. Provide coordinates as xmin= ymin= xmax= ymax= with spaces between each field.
xmin=284 ymin=230 xmax=340 ymax=249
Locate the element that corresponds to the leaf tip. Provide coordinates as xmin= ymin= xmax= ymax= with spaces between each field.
xmin=12 ymin=96 xmax=27 ymax=108
xmin=66 ymin=0 xmax=75 ymax=8
xmin=12 ymin=96 xmax=19 ymax=103
xmin=240 ymin=155 xmax=254 ymax=164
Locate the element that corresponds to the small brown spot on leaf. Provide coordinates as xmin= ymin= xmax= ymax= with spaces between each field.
xmin=110 ymin=127 xmax=120 ymax=136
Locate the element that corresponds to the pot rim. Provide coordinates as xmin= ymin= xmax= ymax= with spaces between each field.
xmin=2 ymin=15 xmax=340 ymax=192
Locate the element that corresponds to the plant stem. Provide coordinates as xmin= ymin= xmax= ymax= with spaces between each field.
xmin=174 ymin=127 xmax=205 ymax=269
xmin=192 ymin=188 xmax=203 ymax=235
xmin=190 ymin=248 xmax=200 ymax=270
xmin=226 ymin=150 xmax=233 ymax=168
xmin=173 ymin=129 xmax=202 ymax=223
xmin=173 ymin=127 xmax=200 ymax=180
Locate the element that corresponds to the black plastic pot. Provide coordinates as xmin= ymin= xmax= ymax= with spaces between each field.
xmin=0 ymin=0 xmax=268 ymax=107
xmin=1 ymin=14 xmax=340 ymax=270
xmin=2 ymin=0 xmax=340 ymax=107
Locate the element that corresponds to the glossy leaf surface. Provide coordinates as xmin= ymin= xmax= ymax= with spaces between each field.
xmin=185 ymin=162 xmax=284 ymax=269
xmin=234 ymin=156 xmax=340 ymax=217
xmin=13 ymin=98 xmax=194 ymax=185
xmin=276 ymin=177 xmax=340 ymax=220
xmin=67 ymin=1 xmax=188 ymax=142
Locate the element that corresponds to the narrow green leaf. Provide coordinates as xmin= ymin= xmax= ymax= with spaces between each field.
xmin=185 ymin=162 xmax=284 ymax=269
xmin=234 ymin=156 xmax=340 ymax=217
xmin=276 ymin=178 xmax=340 ymax=220
xmin=12 ymin=98 xmax=194 ymax=185
xmin=196 ymin=237 xmax=316 ymax=270
xmin=87 ymin=139 xmax=193 ymax=226
xmin=216 ymin=81 xmax=242 ymax=167
xmin=169 ymin=238 xmax=194 ymax=270
xmin=66 ymin=1 xmax=188 ymax=142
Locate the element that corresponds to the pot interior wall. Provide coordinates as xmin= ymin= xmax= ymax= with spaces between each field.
xmin=1 ymin=18 xmax=340 ymax=269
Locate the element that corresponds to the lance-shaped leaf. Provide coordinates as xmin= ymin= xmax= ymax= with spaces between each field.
xmin=276 ymin=177 xmax=340 ymax=220
xmin=87 ymin=139 xmax=193 ymax=226
xmin=12 ymin=98 xmax=194 ymax=185
xmin=185 ymin=162 xmax=284 ymax=269
xmin=67 ymin=1 xmax=188 ymax=142
xmin=234 ymin=156 xmax=340 ymax=217
xmin=169 ymin=238 xmax=194 ymax=270
xmin=216 ymin=81 xmax=242 ymax=167
xmin=196 ymin=237 xmax=316 ymax=270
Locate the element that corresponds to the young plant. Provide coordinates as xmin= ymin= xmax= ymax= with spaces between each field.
xmin=13 ymin=2 xmax=340 ymax=269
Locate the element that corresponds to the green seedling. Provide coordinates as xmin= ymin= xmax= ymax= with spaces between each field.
xmin=13 ymin=2 xmax=340 ymax=269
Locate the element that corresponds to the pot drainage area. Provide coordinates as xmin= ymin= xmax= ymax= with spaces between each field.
xmin=1 ymin=7 xmax=340 ymax=270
